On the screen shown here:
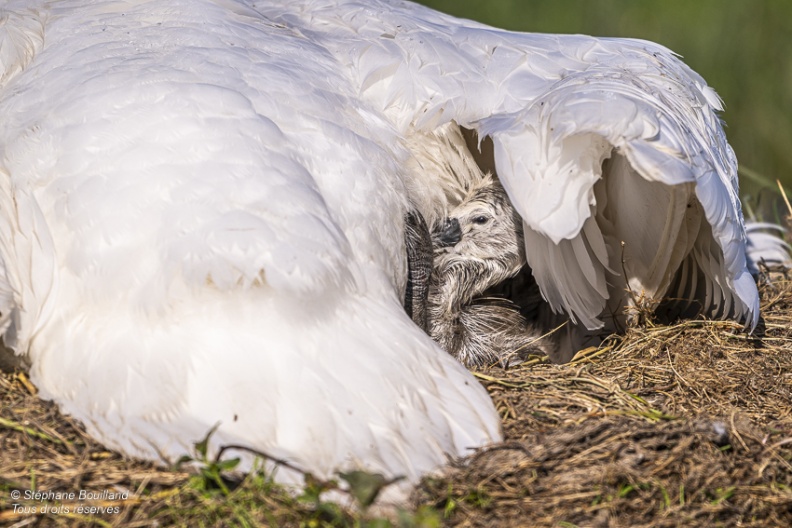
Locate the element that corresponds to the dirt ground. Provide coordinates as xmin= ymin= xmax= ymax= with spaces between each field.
xmin=1 ymin=275 xmax=791 ymax=527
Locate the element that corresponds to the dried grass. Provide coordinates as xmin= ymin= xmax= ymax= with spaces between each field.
xmin=2 ymin=278 xmax=792 ymax=527
xmin=414 ymin=276 xmax=792 ymax=527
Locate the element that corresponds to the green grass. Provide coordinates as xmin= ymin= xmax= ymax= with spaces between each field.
xmin=417 ymin=1 xmax=792 ymax=212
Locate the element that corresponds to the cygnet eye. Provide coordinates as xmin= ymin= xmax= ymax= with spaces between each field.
xmin=472 ymin=215 xmax=489 ymax=225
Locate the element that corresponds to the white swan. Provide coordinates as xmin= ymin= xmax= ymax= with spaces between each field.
xmin=0 ymin=0 xmax=764 ymax=502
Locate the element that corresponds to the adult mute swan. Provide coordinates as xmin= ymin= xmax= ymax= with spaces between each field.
xmin=0 ymin=0 xmax=763 ymax=502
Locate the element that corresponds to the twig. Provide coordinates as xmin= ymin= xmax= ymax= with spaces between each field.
xmin=760 ymin=436 xmax=792 ymax=455
xmin=730 ymin=412 xmax=749 ymax=452
xmin=0 ymin=417 xmax=63 ymax=444
xmin=215 ymin=444 xmax=320 ymax=484
xmin=777 ymin=179 xmax=792 ymax=219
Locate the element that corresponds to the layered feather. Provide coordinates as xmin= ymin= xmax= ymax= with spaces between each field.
xmin=286 ymin=0 xmax=760 ymax=332
xmin=0 ymin=0 xmax=502 ymax=503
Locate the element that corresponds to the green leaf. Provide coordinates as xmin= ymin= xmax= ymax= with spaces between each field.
xmin=338 ymin=470 xmax=402 ymax=509
xmin=216 ymin=458 xmax=241 ymax=472
xmin=195 ymin=422 xmax=222 ymax=460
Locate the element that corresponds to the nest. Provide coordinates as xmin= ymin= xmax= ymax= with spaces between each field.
xmin=413 ymin=275 xmax=792 ymax=527
xmin=2 ymin=278 xmax=792 ymax=527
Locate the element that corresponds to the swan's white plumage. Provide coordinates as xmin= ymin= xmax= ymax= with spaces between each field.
xmin=0 ymin=0 xmax=505 ymax=503
xmin=0 ymin=0 xmax=765 ymax=501
xmin=285 ymin=0 xmax=759 ymax=333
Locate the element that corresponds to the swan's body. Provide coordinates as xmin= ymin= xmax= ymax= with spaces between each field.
xmin=0 ymin=0 xmax=504 ymax=503
xmin=0 ymin=0 xmax=765 ymax=501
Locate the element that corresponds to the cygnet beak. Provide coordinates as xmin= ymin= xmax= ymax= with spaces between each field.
xmin=435 ymin=217 xmax=462 ymax=247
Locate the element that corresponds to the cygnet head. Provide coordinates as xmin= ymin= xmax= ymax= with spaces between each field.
xmin=432 ymin=174 xmax=525 ymax=272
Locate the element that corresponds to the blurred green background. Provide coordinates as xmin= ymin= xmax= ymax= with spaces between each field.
xmin=417 ymin=0 xmax=792 ymax=218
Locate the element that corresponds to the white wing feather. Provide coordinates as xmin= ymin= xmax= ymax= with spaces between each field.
xmin=290 ymin=0 xmax=759 ymax=331
xmin=0 ymin=1 xmax=44 ymax=87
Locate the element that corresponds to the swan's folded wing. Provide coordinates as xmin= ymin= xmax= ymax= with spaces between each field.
xmin=474 ymin=49 xmax=757 ymax=328
xmin=299 ymin=0 xmax=759 ymax=329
